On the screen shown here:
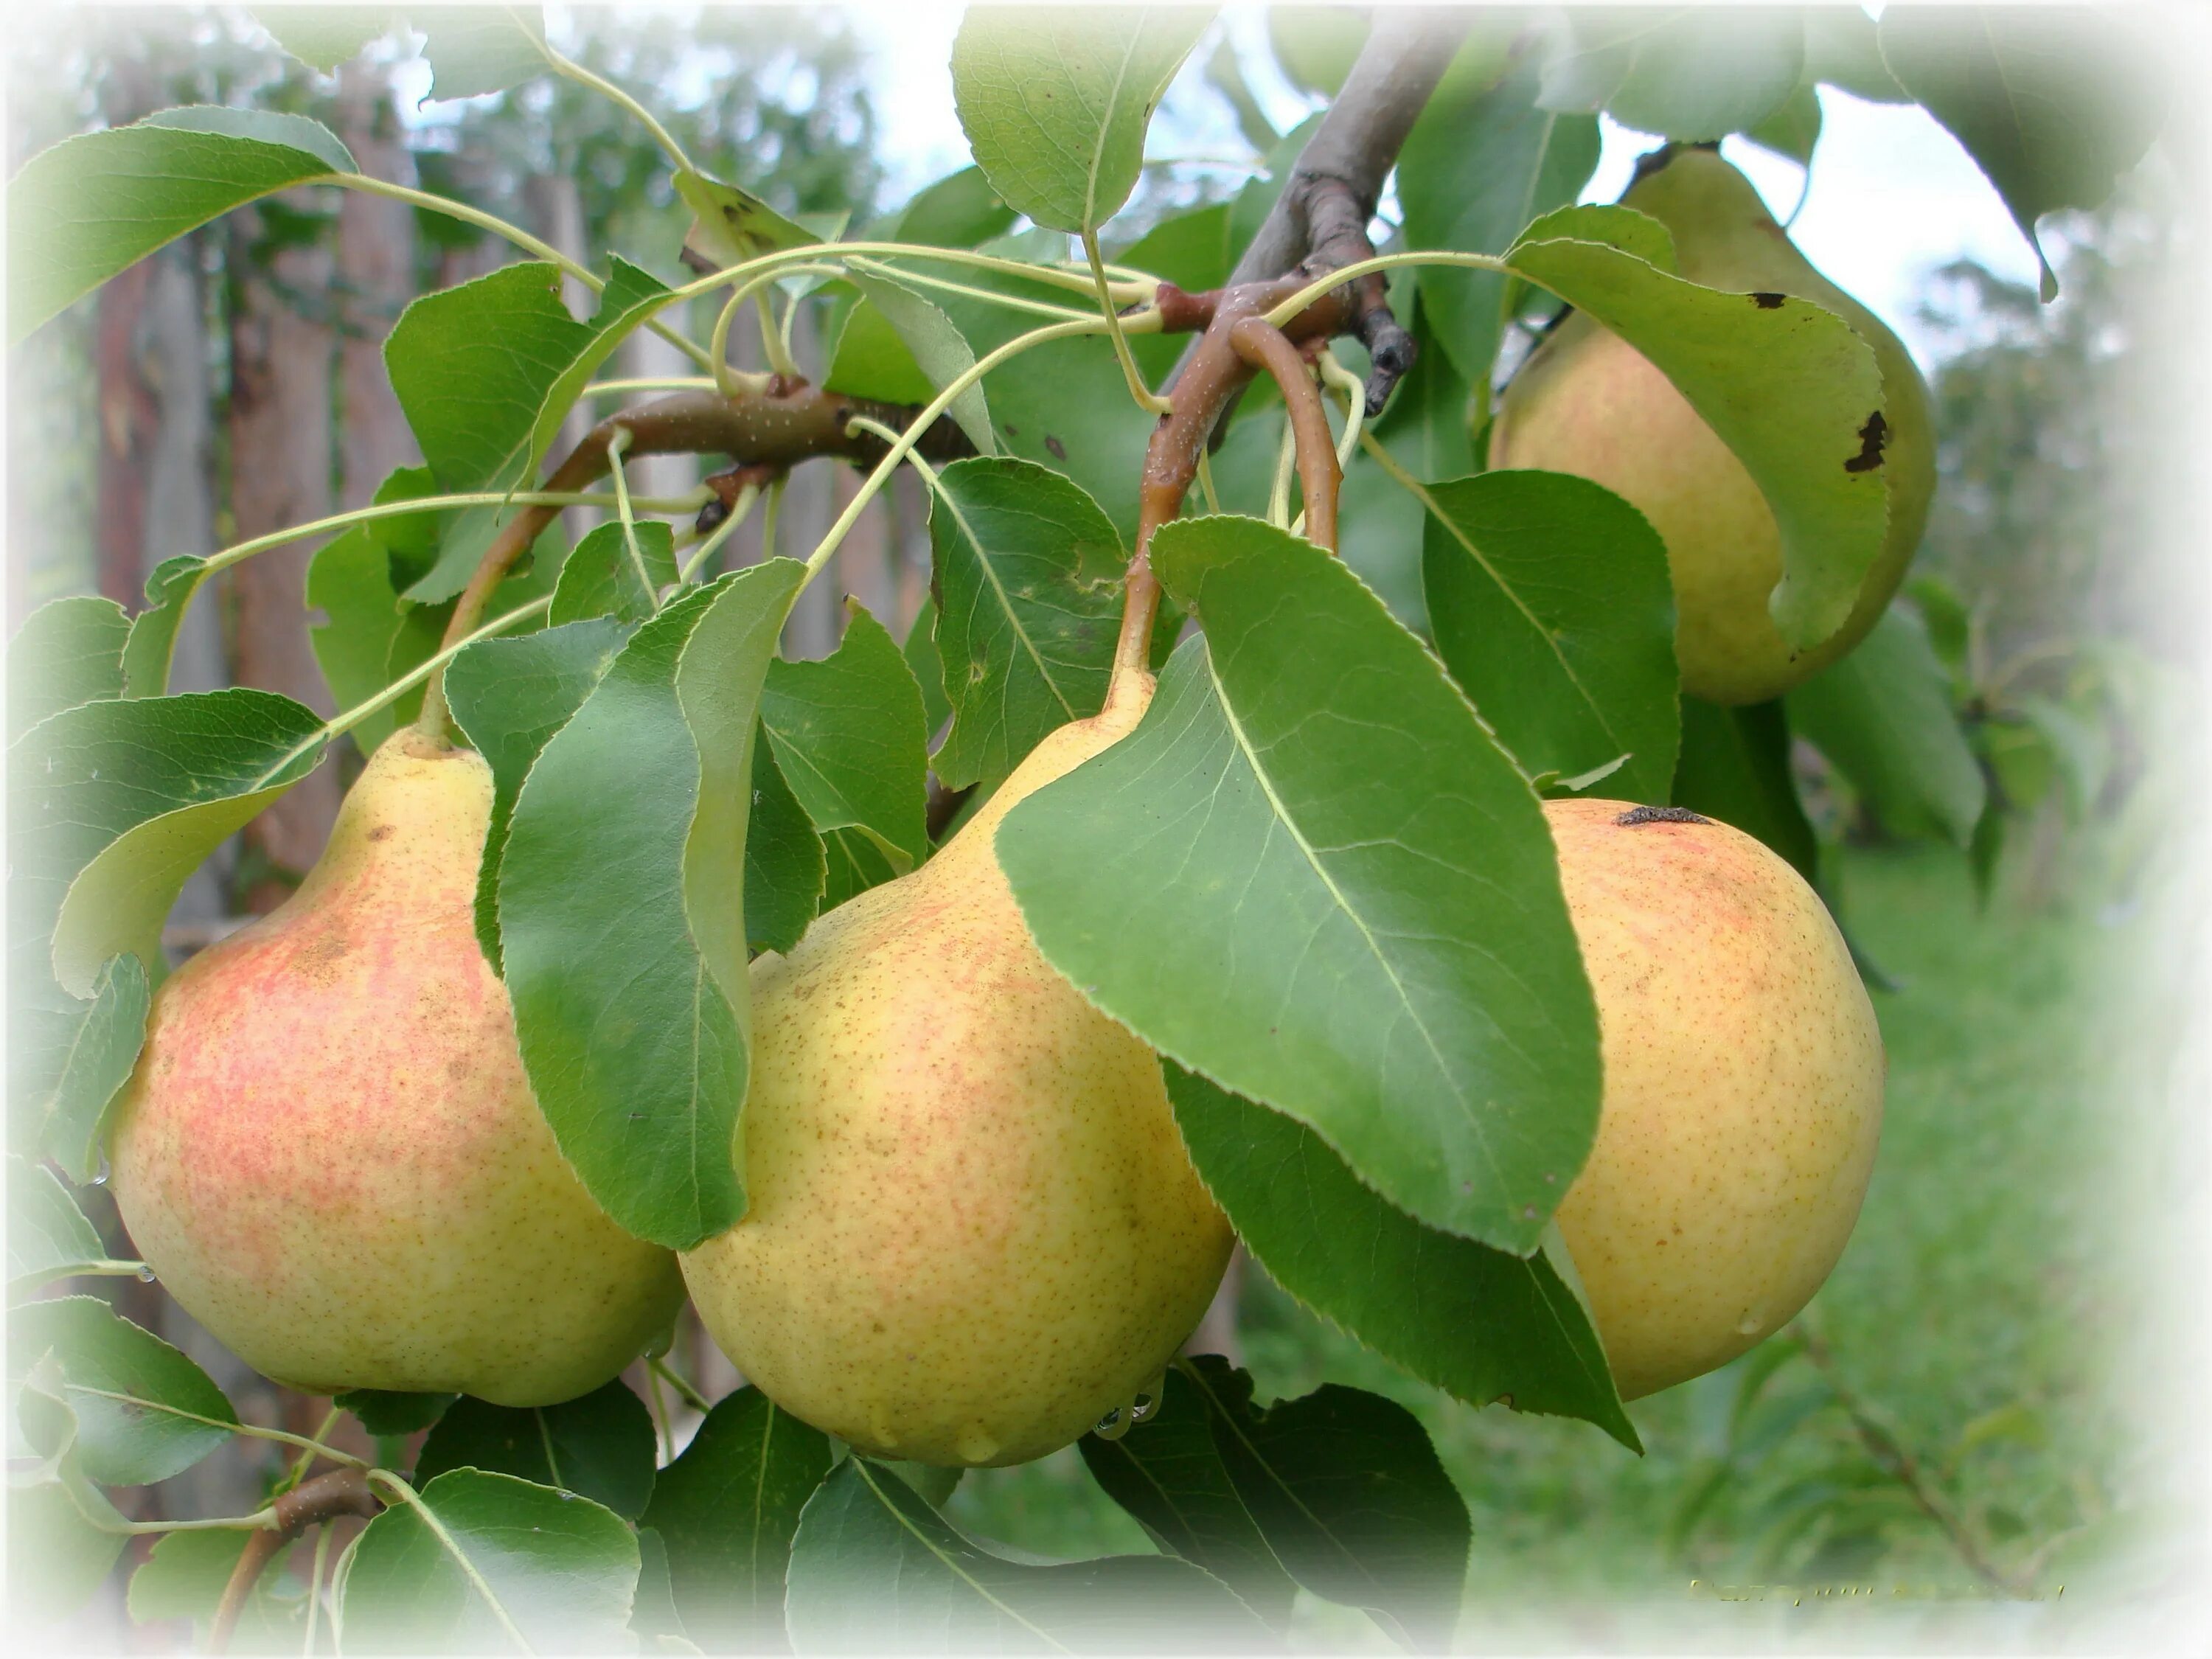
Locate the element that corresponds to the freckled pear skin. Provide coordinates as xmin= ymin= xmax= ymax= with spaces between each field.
xmin=681 ymin=700 xmax=1234 ymax=1467
xmin=1489 ymin=147 xmax=1935 ymax=706
xmin=1545 ymin=800 xmax=1882 ymax=1400
xmin=110 ymin=728 xmax=685 ymax=1408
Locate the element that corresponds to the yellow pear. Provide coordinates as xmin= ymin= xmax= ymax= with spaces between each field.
xmin=1489 ymin=145 xmax=1936 ymax=706
xmin=1544 ymin=799 xmax=1882 ymax=1399
xmin=111 ymin=727 xmax=685 ymax=1407
xmin=681 ymin=695 xmax=1233 ymax=1467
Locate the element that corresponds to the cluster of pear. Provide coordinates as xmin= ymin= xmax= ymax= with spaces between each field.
xmin=109 ymin=147 xmax=1902 ymax=1453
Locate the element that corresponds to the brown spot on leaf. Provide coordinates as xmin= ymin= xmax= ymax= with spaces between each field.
xmin=1844 ymin=410 xmax=1889 ymax=474
xmin=1750 ymin=291 xmax=1786 ymax=309
xmin=1044 ymin=434 xmax=1067 ymax=461
xmin=1616 ymin=804 xmax=1711 ymax=827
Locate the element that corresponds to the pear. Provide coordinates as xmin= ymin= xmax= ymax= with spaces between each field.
xmin=1489 ymin=145 xmax=1936 ymax=706
xmin=681 ymin=697 xmax=1233 ymax=1467
xmin=1544 ymin=799 xmax=1883 ymax=1399
xmin=111 ymin=727 xmax=685 ymax=1407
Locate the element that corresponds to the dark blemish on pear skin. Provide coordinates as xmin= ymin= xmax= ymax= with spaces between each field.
xmin=367 ymin=825 xmax=394 ymax=842
xmin=1615 ymin=805 xmax=1711 ymax=827
xmin=1844 ymin=411 xmax=1890 ymax=473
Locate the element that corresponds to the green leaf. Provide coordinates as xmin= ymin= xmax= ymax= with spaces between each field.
xmin=951 ymin=7 xmax=1215 ymax=234
xmin=629 ymin=1526 xmax=684 ymax=1644
xmin=745 ymin=736 xmax=827 ymax=955
xmin=7 ymin=1295 xmax=238 ymax=1486
xmin=1804 ymin=5 xmax=1909 ymax=102
xmin=891 ymin=165 xmax=1017 ymax=249
xmin=7 ymin=1479 xmax=126 ymax=1624
xmin=843 ymin=265 xmax=996 ymax=455
xmin=903 ymin=596 xmax=952 ymax=742
xmin=1164 ymin=1067 xmax=1635 ymax=1447
xmin=10 ymin=688 xmax=327 ymax=999
xmin=444 ymin=616 xmax=630 ymax=970
xmin=550 ymin=520 xmax=680 ymax=627
xmin=1787 ymin=608 xmax=1985 ymax=844
xmin=785 ymin=1457 xmax=1272 ymax=1652
xmin=1078 ymin=1366 xmax=1297 ymax=1630
xmin=7 ymin=597 xmax=130 ymax=743
xmin=1421 ymin=470 xmax=1679 ymax=804
xmin=44 ymin=953 xmax=151 ymax=1183
xmin=8 ymin=111 xmax=350 ymax=342
xmin=498 ymin=564 xmax=803 ymax=1248
xmin=307 ymin=527 xmax=417 ymax=750
xmin=1745 ymin=82 xmax=1823 ymax=168
xmin=386 ymin=257 xmax=672 ymax=603
xmin=1180 ymin=1357 xmax=1470 ymax=1650
xmin=257 ymin=7 xmax=397 ymax=72
xmin=121 ymin=555 xmax=214 ymax=698
xmin=676 ymin=168 xmax=821 ymax=274
xmin=1502 ymin=204 xmax=1891 ymax=651
xmin=1878 ymin=7 xmax=2164 ymax=302
xmin=1538 ymin=7 xmax=1804 ymax=142
xmin=1672 ymin=698 xmax=1818 ymax=881
xmin=639 ymin=1386 xmax=833 ymax=1650
xmin=337 ymin=1469 xmax=639 ymax=1655
xmin=415 ymin=1380 xmax=657 ymax=1521
xmin=825 ymin=291 xmax=938 ymax=408
xmin=761 ymin=603 xmax=929 ymax=884
xmin=7 ymin=1155 xmax=134 ymax=1301
xmin=419 ymin=6 xmax=553 ymax=101
xmin=126 ymin=1527 xmax=250 ymax=1626
xmin=335 ymin=1388 xmax=457 ymax=1436
xmin=1000 ymin=518 xmax=1600 ymax=1253
xmin=928 ymin=457 xmax=1127 ymax=795
xmin=1400 ymin=51 xmax=1599 ymax=390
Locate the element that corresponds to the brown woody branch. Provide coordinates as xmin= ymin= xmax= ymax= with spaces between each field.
xmin=1106 ymin=11 xmax=1469 ymax=704
xmin=211 ymin=1467 xmax=383 ymax=1652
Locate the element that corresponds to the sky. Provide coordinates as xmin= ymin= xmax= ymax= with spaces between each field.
xmin=855 ymin=2 xmax=2045 ymax=369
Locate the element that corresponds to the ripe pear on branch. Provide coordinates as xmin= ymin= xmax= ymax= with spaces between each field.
xmin=682 ymin=692 xmax=1234 ymax=1467
xmin=111 ymin=728 xmax=685 ymax=1408
xmin=1543 ymin=799 xmax=1883 ymax=1399
xmin=1489 ymin=146 xmax=1936 ymax=706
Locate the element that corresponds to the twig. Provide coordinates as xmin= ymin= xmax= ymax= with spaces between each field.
xmin=1795 ymin=1324 xmax=2032 ymax=1599
xmin=209 ymin=1467 xmax=381 ymax=1653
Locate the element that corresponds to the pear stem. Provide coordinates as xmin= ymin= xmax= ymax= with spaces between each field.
xmin=1230 ymin=317 xmax=1340 ymax=552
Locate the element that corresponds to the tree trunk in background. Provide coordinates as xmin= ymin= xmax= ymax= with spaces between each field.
xmin=334 ymin=61 xmax=420 ymax=507
xmin=227 ymin=201 xmax=340 ymax=911
xmin=92 ymin=262 xmax=157 ymax=608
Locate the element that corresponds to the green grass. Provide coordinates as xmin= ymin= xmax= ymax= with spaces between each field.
xmin=948 ymin=834 xmax=2171 ymax=1620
